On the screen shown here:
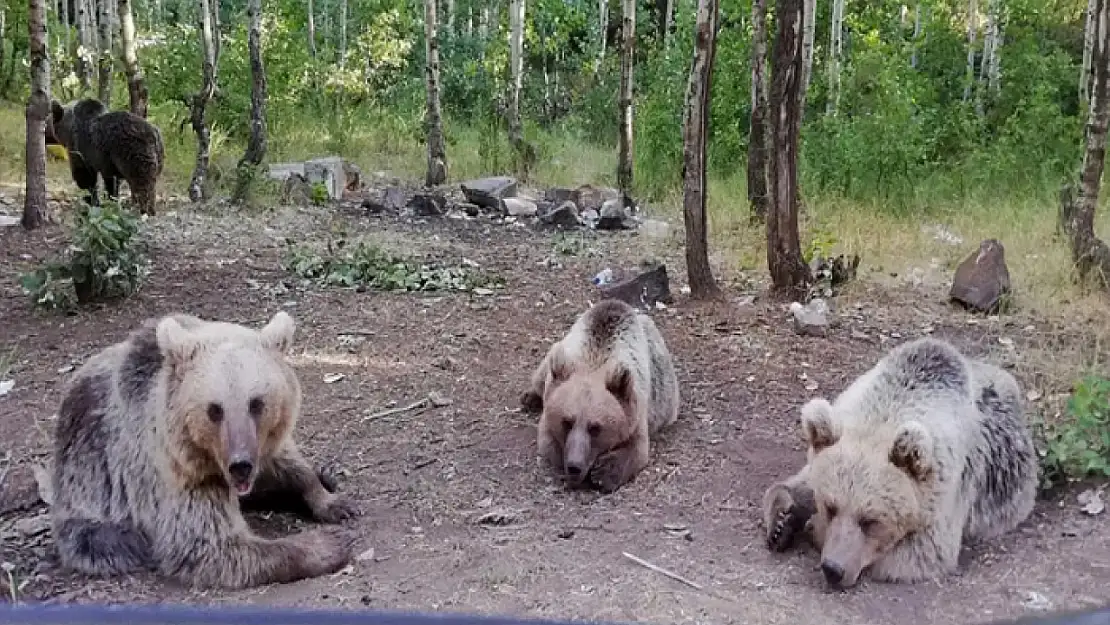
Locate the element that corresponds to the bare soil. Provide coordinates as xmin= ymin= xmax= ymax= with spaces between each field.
xmin=0 ymin=193 xmax=1108 ymax=625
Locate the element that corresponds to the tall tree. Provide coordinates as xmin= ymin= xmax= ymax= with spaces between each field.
xmin=424 ymin=0 xmax=447 ymax=186
xmin=75 ymin=0 xmax=93 ymax=91
xmin=616 ymin=0 xmax=636 ymax=196
xmin=307 ymin=0 xmax=317 ymax=58
xmin=187 ymin=0 xmax=218 ymax=202
xmin=96 ymin=0 xmax=113 ymax=104
xmin=594 ymin=0 xmax=608 ymax=75
xmin=1082 ymin=0 xmax=1097 ymax=109
xmin=766 ymin=0 xmax=812 ymax=299
xmin=233 ymin=0 xmax=268 ymax=203
xmin=910 ymin=1 xmax=923 ymax=69
xmin=826 ymin=0 xmax=844 ymax=115
xmin=747 ymin=0 xmax=770 ymax=222
xmin=681 ymin=0 xmax=721 ymax=298
xmin=800 ymin=0 xmax=814 ymax=94
xmin=507 ymin=0 xmax=525 ymax=150
xmin=117 ymin=0 xmax=148 ymax=117
xmin=963 ymin=0 xmax=978 ymax=102
xmin=1060 ymin=0 xmax=1110 ymax=289
xmin=338 ymin=0 xmax=347 ymax=65
xmin=24 ymin=0 xmax=51 ymax=229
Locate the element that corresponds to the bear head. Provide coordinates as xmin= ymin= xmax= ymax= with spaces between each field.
xmin=45 ymin=98 xmax=106 ymax=149
xmin=540 ymin=350 xmax=638 ymax=488
xmin=798 ymin=398 xmax=934 ymax=590
xmin=155 ymin=311 xmax=301 ymax=497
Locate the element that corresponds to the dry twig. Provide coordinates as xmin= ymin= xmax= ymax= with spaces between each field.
xmin=621 ymin=551 xmax=704 ymax=590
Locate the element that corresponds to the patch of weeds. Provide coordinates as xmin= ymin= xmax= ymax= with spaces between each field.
xmin=803 ymin=224 xmax=839 ymax=265
xmin=310 ymin=182 xmax=330 ymax=206
xmin=552 ymin=232 xmax=588 ymax=256
xmin=283 ymin=239 xmax=504 ymax=293
xmin=19 ymin=201 xmax=150 ymax=313
xmin=1035 ymin=375 xmax=1110 ymax=489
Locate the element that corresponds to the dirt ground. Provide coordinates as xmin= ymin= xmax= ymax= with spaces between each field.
xmin=0 ymin=190 xmax=1108 ymax=625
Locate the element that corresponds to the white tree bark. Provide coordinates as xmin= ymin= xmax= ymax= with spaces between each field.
xmin=663 ymin=0 xmax=673 ymax=48
xmin=616 ymin=0 xmax=635 ymax=194
xmin=75 ymin=0 xmax=93 ymax=90
xmin=338 ymin=0 xmax=347 ymax=65
xmin=595 ymin=0 xmax=608 ymax=74
xmin=508 ymin=0 xmax=525 ymax=147
xmin=118 ymin=0 xmax=147 ymax=117
xmin=800 ymin=0 xmax=815 ymax=95
xmin=963 ymin=0 xmax=978 ymax=102
xmin=425 ymin=0 xmax=447 ymax=186
xmin=96 ymin=0 xmax=112 ymax=104
xmin=1083 ymin=0 xmax=1097 ymax=109
xmin=985 ymin=0 xmax=1001 ymax=95
xmin=446 ymin=0 xmax=455 ymax=36
xmin=187 ymin=0 xmax=218 ymax=202
xmin=826 ymin=0 xmax=844 ymax=115
xmin=307 ymin=0 xmax=317 ymax=58
xmin=24 ymin=0 xmax=50 ymax=229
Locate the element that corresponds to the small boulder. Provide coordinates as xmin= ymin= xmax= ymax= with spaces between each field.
xmin=408 ymin=193 xmax=446 ymax=217
xmin=503 ymin=197 xmax=538 ymax=217
xmin=574 ymin=184 xmax=620 ymax=213
xmin=949 ymin=239 xmax=1012 ymax=314
xmin=599 ymin=264 xmax=673 ymax=309
xmin=541 ymin=201 xmax=581 ymax=228
xmin=789 ymin=299 xmax=832 ymax=337
xmin=363 ymin=186 xmax=408 ymax=214
xmin=0 ymin=464 xmax=44 ymax=515
xmin=461 ymin=176 xmax=518 ymax=211
xmin=596 ymin=198 xmax=633 ymax=230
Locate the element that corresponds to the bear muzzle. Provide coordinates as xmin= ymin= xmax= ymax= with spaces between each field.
xmin=227 ymin=456 xmax=256 ymax=495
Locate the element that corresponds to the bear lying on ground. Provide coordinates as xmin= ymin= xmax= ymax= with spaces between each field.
xmin=45 ymin=98 xmax=165 ymax=215
xmin=522 ymin=299 xmax=680 ymax=493
xmin=762 ymin=337 xmax=1038 ymax=590
xmin=49 ymin=311 xmax=360 ymax=589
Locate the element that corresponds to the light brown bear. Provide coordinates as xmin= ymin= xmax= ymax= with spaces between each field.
xmin=50 ymin=311 xmax=360 ymax=589
xmin=763 ymin=337 xmax=1038 ymax=590
xmin=522 ymin=299 xmax=680 ymax=493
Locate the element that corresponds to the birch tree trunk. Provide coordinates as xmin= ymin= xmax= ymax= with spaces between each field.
xmin=1082 ymin=0 xmax=1097 ymax=109
xmin=963 ymin=0 xmax=978 ymax=102
xmin=985 ymin=0 xmax=1001 ymax=96
xmin=911 ymin=1 xmax=922 ymax=69
xmin=307 ymin=0 xmax=317 ymax=58
xmin=663 ymin=0 xmax=673 ymax=49
xmin=1060 ymin=0 xmax=1110 ymax=289
xmin=187 ymin=0 xmax=218 ymax=202
xmin=826 ymin=0 xmax=844 ymax=115
xmin=338 ymin=0 xmax=347 ymax=65
xmin=748 ymin=0 xmax=770 ymax=222
xmin=76 ymin=0 xmax=93 ymax=91
xmin=96 ymin=0 xmax=112 ymax=104
xmin=800 ymin=0 xmax=815 ymax=95
xmin=682 ymin=0 xmax=721 ymax=299
xmin=24 ymin=0 xmax=50 ymax=230
xmin=616 ymin=0 xmax=636 ymax=196
xmin=594 ymin=0 xmax=608 ymax=74
xmin=507 ymin=0 xmax=525 ymax=146
xmin=424 ymin=0 xmax=448 ymax=186
xmin=117 ymin=0 xmax=147 ymax=117
xmin=446 ymin=0 xmax=455 ymax=36
xmin=767 ymin=0 xmax=812 ymax=299
xmin=61 ymin=0 xmax=71 ymax=62
xmin=232 ymin=0 xmax=267 ymax=203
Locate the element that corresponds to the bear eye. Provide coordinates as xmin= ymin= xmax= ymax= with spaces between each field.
xmin=825 ymin=503 xmax=839 ymax=518
xmin=207 ymin=402 xmax=224 ymax=423
xmin=562 ymin=417 xmax=574 ymax=430
xmin=248 ymin=396 xmax=265 ymax=418
xmin=858 ymin=516 xmax=878 ymax=532
xmin=587 ymin=423 xmax=601 ymax=437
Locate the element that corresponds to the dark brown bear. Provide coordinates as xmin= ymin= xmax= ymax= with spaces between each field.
xmin=45 ymin=98 xmax=165 ymax=215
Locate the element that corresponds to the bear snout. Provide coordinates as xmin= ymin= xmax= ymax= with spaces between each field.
xmin=227 ymin=457 xmax=255 ymax=494
xmin=820 ymin=560 xmax=845 ymax=587
xmin=564 ymin=460 xmax=588 ymax=481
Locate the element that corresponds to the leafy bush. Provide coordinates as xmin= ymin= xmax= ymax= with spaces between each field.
xmin=1037 ymin=375 xmax=1110 ymax=489
xmin=19 ymin=202 xmax=150 ymax=312
xmin=283 ymin=239 xmax=503 ymax=293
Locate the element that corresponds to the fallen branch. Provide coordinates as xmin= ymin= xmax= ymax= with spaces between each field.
xmin=621 ymin=551 xmax=703 ymax=590
xmin=361 ymin=397 xmax=430 ymax=423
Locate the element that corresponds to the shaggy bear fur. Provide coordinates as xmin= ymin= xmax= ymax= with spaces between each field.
xmin=46 ymin=98 xmax=165 ymax=215
xmin=49 ymin=311 xmax=360 ymax=589
xmin=763 ymin=337 xmax=1038 ymax=589
xmin=522 ymin=299 xmax=680 ymax=493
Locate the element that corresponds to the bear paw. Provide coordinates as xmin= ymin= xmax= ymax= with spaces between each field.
xmin=313 ymin=494 xmax=361 ymax=524
xmin=303 ymin=526 xmax=360 ymax=574
xmin=763 ymin=483 xmax=815 ymax=553
xmin=520 ymin=390 xmax=543 ymax=414
xmin=315 ymin=462 xmax=342 ymax=493
xmin=588 ymin=453 xmax=629 ymax=494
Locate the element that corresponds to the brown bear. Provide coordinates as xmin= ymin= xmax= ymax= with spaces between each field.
xmin=49 ymin=311 xmax=360 ymax=589
xmin=45 ymin=98 xmax=165 ymax=215
xmin=522 ymin=299 xmax=680 ymax=493
xmin=762 ymin=337 xmax=1038 ymax=590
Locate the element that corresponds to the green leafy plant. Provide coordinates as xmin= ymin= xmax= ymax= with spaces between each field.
xmin=310 ymin=182 xmax=330 ymax=206
xmin=19 ymin=202 xmax=149 ymax=312
xmin=283 ymin=239 xmax=503 ymax=293
xmin=1036 ymin=375 xmax=1110 ymax=489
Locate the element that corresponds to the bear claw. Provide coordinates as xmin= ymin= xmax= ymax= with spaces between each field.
xmin=314 ymin=494 xmax=361 ymax=524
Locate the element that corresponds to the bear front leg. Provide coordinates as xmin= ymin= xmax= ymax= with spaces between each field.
xmin=70 ymin=159 xmax=100 ymax=207
xmin=254 ymin=444 xmax=360 ymax=524
xmin=103 ymin=175 xmax=120 ymax=203
xmin=762 ymin=470 xmax=818 ymax=553
xmin=180 ymin=528 xmax=359 ymax=589
xmin=588 ymin=430 xmax=650 ymax=494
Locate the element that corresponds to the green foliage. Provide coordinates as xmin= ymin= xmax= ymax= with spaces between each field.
xmin=19 ymin=202 xmax=149 ymax=312
xmin=283 ymin=239 xmax=504 ymax=293
xmin=1037 ymin=375 xmax=1110 ymax=489
xmin=310 ymin=182 xmax=330 ymax=206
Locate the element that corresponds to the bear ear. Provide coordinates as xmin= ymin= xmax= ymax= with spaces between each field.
xmin=800 ymin=398 xmax=840 ymax=453
xmin=51 ymin=100 xmax=65 ymax=124
xmin=548 ymin=347 xmax=572 ymax=385
xmin=889 ymin=422 xmax=935 ymax=483
xmin=156 ymin=316 xmax=201 ymax=366
xmin=605 ymin=365 xmax=634 ymax=405
xmin=259 ymin=311 xmax=296 ymax=353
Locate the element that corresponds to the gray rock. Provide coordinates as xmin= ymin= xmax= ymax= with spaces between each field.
xmin=503 ymin=197 xmax=538 ymax=217
xmin=408 ymin=193 xmax=446 ymax=217
xmin=458 ymin=202 xmax=481 ymax=217
xmin=541 ymin=201 xmax=581 ymax=228
xmin=545 ymin=187 xmax=576 ymax=204
xmin=461 ymin=176 xmax=518 ymax=210
xmin=949 ymin=239 xmax=1012 ymax=314
xmin=640 ymin=218 xmax=671 ymax=239
xmin=574 ymin=184 xmax=620 ymax=213
xmin=790 ymin=299 xmax=832 ymax=337
xmin=597 ymin=198 xmax=632 ymax=230
xmin=599 ymin=264 xmax=673 ymax=309
xmin=279 ymin=173 xmax=313 ymax=206
xmin=363 ymin=186 xmax=408 ymax=214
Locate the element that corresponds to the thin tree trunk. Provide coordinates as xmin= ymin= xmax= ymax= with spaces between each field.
xmin=0 ymin=8 xmax=7 ymax=93
xmin=985 ymin=0 xmax=1001 ymax=95
xmin=76 ymin=0 xmax=93 ymax=91
xmin=748 ymin=0 xmax=770 ymax=222
xmin=307 ymin=0 xmax=316 ymax=58
xmin=766 ymin=0 xmax=812 ymax=299
xmin=507 ymin=0 xmax=525 ymax=146
xmin=96 ymin=0 xmax=112 ymax=104
xmin=682 ymin=0 xmax=722 ymax=299
xmin=232 ymin=0 xmax=267 ymax=203
xmin=338 ymin=0 xmax=347 ymax=65
xmin=24 ymin=0 xmax=50 ymax=229
xmin=1060 ymin=0 xmax=1110 ymax=289
xmin=446 ymin=0 xmax=455 ymax=36
xmin=595 ymin=0 xmax=608 ymax=74
xmin=187 ymin=0 xmax=217 ymax=202
xmin=963 ymin=0 xmax=977 ymax=102
xmin=616 ymin=0 xmax=635 ymax=196
xmin=800 ymin=0 xmax=815 ymax=95
xmin=424 ymin=0 xmax=447 ymax=186
xmin=911 ymin=1 xmax=922 ymax=69
xmin=117 ymin=0 xmax=147 ymax=117
xmin=61 ymin=0 xmax=71 ymax=61
xmin=663 ymin=0 xmax=673 ymax=48
xmin=826 ymin=0 xmax=844 ymax=115
xmin=1083 ymin=0 xmax=1097 ymax=110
